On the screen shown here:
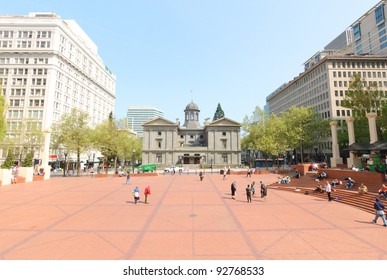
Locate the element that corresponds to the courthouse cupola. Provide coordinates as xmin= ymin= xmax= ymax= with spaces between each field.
xmin=183 ymin=100 xmax=201 ymax=128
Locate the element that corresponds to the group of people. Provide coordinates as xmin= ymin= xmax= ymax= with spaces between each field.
xmin=316 ymin=171 xmax=327 ymax=180
xmin=278 ymin=175 xmax=291 ymax=184
xmin=231 ymin=180 xmax=267 ymax=203
xmin=131 ymin=185 xmax=151 ymax=204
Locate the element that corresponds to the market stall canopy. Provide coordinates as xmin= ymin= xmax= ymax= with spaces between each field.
xmin=343 ymin=141 xmax=387 ymax=151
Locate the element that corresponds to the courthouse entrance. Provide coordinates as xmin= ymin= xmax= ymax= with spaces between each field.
xmin=182 ymin=154 xmax=203 ymax=164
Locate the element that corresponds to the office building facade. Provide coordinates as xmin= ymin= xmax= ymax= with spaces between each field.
xmin=0 ymin=12 xmax=116 ymax=161
xmin=266 ymin=1 xmax=387 ymax=162
xmin=127 ymin=106 xmax=163 ymax=135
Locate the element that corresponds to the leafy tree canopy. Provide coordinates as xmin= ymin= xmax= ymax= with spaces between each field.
xmin=51 ymin=109 xmax=92 ymax=175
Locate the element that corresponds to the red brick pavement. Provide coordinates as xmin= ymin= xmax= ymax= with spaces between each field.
xmin=0 ymin=172 xmax=386 ymax=260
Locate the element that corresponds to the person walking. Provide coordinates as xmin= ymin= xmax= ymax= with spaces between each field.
xmin=199 ymin=171 xmax=204 ymax=181
xmin=324 ymin=180 xmax=332 ymax=202
xmin=260 ymin=181 xmax=267 ymax=202
xmin=251 ymin=181 xmax=256 ymax=195
xmin=231 ymin=180 xmax=237 ymax=199
xmin=223 ymin=170 xmax=227 ymax=180
xmin=246 ymin=184 xmax=252 ymax=203
xmin=125 ymin=172 xmax=131 ymax=185
xmin=372 ymin=197 xmax=387 ymax=226
xmin=132 ymin=186 xmax=140 ymax=204
xmin=90 ymin=167 xmax=94 ymax=178
xmin=144 ymin=185 xmax=151 ymax=204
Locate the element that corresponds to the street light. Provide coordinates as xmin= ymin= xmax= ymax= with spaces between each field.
xmin=63 ymin=151 xmax=68 ymax=177
xmin=132 ymin=149 xmax=136 ymax=173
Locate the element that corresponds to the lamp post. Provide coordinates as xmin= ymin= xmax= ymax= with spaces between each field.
xmin=132 ymin=149 xmax=136 ymax=173
xmin=63 ymin=150 xmax=68 ymax=177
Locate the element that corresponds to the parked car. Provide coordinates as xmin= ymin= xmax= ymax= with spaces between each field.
xmin=164 ymin=166 xmax=184 ymax=173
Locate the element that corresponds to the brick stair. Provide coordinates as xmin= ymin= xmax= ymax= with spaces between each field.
xmin=271 ymin=172 xmax=384 ymax=214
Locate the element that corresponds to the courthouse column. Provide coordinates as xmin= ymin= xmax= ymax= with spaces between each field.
xmin=346 ymin=117 xmax=356 ymax=168
xmin=366 ymin=112 xmax=378 ymax=144
xmin=330 ymin=121 xmax=343 ymax=167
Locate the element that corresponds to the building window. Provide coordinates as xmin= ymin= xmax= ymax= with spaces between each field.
xmin=376 ymin=4 xmax=385 ymax=25
xmin=222 ymin=154 xmax=228 ymax=163
xmin=222 ymin=140 xmax=227 ymax=149
xmin=353 ymin=22 xmax=361 ymax=41
xmin=157 ymin=131 xmax=161 ymax=136
xmin=180 ymin=135 xmax=184 ymax=138
xmin=158 ymin=142 xmax=161 ymax=148
xmin=156 ymin=154 xmax=162 ymax=163
xmin=222 ymin=131 xmax=226 ymax=136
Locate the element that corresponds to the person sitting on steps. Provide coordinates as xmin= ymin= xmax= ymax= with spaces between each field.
xmin=358 ymin=183 xmax=368 ymax=194
xmin=345 ymin=177 xmax=355 ymax=189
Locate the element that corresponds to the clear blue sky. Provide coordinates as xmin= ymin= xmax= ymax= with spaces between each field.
xmin=1 ymin=0 xmax=379 ymax=123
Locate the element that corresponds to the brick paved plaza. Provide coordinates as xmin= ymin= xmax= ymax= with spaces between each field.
xmin=0 ymin=172 xmax=386 ymax=260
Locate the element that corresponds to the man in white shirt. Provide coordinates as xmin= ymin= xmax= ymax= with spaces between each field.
xmin=324 ymin=180 xmax=332 ymax=202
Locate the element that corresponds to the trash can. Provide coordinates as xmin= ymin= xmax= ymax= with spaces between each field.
xmin=220 ymin=169 xmax=224 ymax=175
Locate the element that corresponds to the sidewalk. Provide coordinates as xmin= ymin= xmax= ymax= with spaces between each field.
xmin=0 ymin=173 xmax=386 ymax=260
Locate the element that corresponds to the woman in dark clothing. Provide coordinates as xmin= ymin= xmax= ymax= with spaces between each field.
xmin=231 ymin=181 xmax=237 ymax=199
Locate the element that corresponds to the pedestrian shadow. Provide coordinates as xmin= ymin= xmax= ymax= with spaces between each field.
xmin=355 ymin=220 xmax=380 ymax=225
xmin=126 ymin=200 xmax=147 ymax=204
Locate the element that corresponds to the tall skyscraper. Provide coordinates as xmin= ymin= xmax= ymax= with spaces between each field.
xmin=127 ymin=106 xmax=164 ymax=135
xmin=0 ymin=12 xmax=116 ymax=161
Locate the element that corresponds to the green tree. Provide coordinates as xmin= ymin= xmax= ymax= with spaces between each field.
xmin=92 ymin=115 xmax=142 ymax=172
xmin=243 ymin=106 xmax=329 ymax=164
xmin=92 ymin=115 xmax=119 ymax=172
xmin=213 ymin=103 xmax=225 ymax=121
xmin=342 ymin=73 xmax=386 ymax=141
xmin=281 ymin=106 xmax=330 ymax=163
xmin=242 ymin=107 xmax=287 ymax=168
xmin=342 ymin=73 xmax=383 ymax=114
xmin=1 ymin=149 xmax=15 ymax=169
xmin=21 ymin=150 xmax=34 ymax=167
xmin=2 ymin=120 xmax=44 ymax=165
xmin=51 ymin=109 xmax=93 ymax=176
xmin=0 ymin=93 xmax=7 ymax=144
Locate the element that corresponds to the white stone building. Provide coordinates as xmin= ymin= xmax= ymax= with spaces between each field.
xmin=141 ymin=101 xmax=241 ymax=168
xmin=0 ymin=12 xmax=116 ymax=163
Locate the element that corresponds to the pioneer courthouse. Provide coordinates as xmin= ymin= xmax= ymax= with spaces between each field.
xmin=141 ymin=101 xmax=241 ymax=168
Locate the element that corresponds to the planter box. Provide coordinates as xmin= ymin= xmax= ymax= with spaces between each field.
xmin=17 ymin=176 xmax=26 ymax=183
xmin=33 ymin=175 xmax=44 ymax=181
xmin=0 ymin=168 xmax=12 ymax=186
xmin=18 ymin=167 xmax=34 ymax=183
